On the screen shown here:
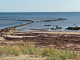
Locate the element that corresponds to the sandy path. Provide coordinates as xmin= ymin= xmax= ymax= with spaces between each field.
xmin=0 ymin=55 xmax=46 ymax=60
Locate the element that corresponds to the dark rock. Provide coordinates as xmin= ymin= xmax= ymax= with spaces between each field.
xmin=44 ymin=25 xmax=51 ymax=26
xmin=55 ymin=25 xmax=58 ymax=28
xmin=43 ymin=20 xmax=54 ymax=22
xmin=56 ymin=27 xmax=62 ymax=29
xmin=50 ymin=28 xmax=54 ymax=30
xmin=55 ymin=26 xmax=62 ymax=29
xmin=54 ymin=18 xmax=67 ymax=21
xmin=72 ymin=24 xmax=76 ymax=26
xmin=66 ymin=27 xmax=80 ymax=30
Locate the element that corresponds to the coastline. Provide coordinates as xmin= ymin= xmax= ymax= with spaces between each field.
xmin=0 ymin=25 xmax=80 ymax=60
xmin=19 ymin=31 xmax=80 ymax=34
xmin=0 ymin=20 xmax=34 ymax=33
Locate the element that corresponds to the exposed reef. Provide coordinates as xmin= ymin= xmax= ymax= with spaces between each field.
xmin=0 ymin=20 xmax=34 ymax=33
xmin=18 ymin=20 xmax=34 ymax=23
xmin=36 ymin=18 xmax=67 ymax=22
xmin=54 ymin=18 xmax=67 ymax=21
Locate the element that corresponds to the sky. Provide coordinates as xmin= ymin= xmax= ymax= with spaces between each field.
xmin=0 ymin=0 xmax=80 ymax=12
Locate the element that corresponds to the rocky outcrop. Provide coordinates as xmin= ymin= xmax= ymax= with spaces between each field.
xmin=0 ymin=27 xmax=17 ymax=33
xmin=36 ymin=18 xmax=67 ymax=22
xmin=18 ymin=20 xmax=34 ymax=23
xmin=50 ymin=28 xmax=54 ymax=30
xmin=54 ymin=18 xmax=67 ymax=21
xmin=66 ymin=27 xmax=80 ymax=30
xmin=55 ymin=26 xmax=62 ymax=29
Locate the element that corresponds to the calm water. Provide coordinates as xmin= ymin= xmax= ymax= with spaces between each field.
xmin=0 ymin=12 xmax=80 ymax=31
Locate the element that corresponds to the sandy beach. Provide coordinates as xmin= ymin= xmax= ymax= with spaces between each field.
xmin=0 ymin=31 xmax=80 ymax=50
xmin=21 ymin=31 xmax=80 ymax=34
xmin=0 ymin=28 xmax=80 ymax=60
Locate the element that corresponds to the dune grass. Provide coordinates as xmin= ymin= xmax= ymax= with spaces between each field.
xmin=0 ymin=43 xmax=80 ymax=60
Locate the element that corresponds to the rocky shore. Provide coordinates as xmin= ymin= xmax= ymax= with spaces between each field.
xmin=0 ymin=31 xmax=80 ymax=51
xmin=0 ymin=31 xmax=80 ymax=60
xmin=0 ymin=20 xmax=34 ymax=43
xmin=0 ymin=20 xmax=34 ymax=33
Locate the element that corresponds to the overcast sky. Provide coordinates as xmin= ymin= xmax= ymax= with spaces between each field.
xmin=0 ymin=0 xmax=80 ymax=12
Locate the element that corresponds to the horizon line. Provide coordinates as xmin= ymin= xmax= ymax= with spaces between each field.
xmin=0 ymin=11 xmax=80 ymax=13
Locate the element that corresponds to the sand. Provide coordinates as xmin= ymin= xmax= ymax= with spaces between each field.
xmin=0 ymin=31 xmax=80 ymax=60
xmin=17 ymin=31 xmax=80 ymax=34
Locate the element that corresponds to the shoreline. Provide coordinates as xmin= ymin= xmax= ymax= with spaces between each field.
xmin=1 ymin=27 xmax=80 ymax=60
xmin=17 ymin=31 xmax=80 ymax=34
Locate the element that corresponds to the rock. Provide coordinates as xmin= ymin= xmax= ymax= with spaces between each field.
xmin=50 ymin=28 xmax=54 ymax=30
xmin=0 ymin=32 xmax=7 ymax=37
xmin=0 ymin=37 xmax=5 ymax=43
xmin=56 ymin=27 xmax=62 ymax=29
xmin=72 ymin=24 xmax=76 ymax=26
xmin=66 ymin=27 xmax=80 ymax=30
xmin=55 ymin=25 xmax=58 ymax=28
xmin=54 ymin=18 xmax=67 ymax=21
xmin=55 ymin=26 xmax=62 ymax=29
xmin=44 ymin=25 xmax=51 ymax=26
xmin=43 ymin=20 xmax=54 ymax=22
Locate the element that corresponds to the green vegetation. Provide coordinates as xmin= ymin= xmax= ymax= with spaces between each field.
xmin=0 ymin=43 xmax=80 ymax=60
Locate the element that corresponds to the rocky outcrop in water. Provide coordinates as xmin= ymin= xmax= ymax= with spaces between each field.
xmin=55 ymin=26 xmax=62 ymax=29
xmin=66 ymin=27 xmax=80 ymax=30
xmin=36 ymin=18 xmax=67 ymax=22
xmin=54 ymin=18 xmax=67 ymax=21
xmin=44 ymin=25 xmax=51 ymax=26
xmin=50 ymin=28 xmax=54 ymax=30
xmin=18 ymin=20 xmax=34 ymax=23
xmin=43 ymin=18 xmax=67 ymax=22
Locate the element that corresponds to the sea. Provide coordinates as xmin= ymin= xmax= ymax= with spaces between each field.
xmin=0 ymin=12 xmax=80 ymax=32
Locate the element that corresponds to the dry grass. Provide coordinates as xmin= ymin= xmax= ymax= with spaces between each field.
xmin=0 ymin=42 xmax=80 ymax=60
